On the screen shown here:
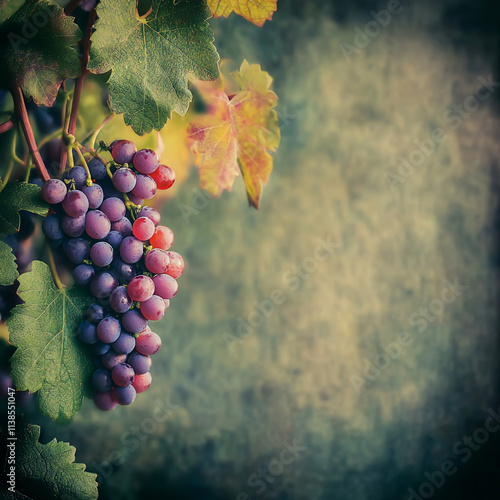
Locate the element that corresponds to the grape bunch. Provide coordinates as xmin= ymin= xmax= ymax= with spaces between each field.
xmin=41 ymin=140 xmax=183 ymax=411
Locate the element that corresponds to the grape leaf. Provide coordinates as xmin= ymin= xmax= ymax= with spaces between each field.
xmin=0 ymin=182 xmax=48 ymax=236
xmin=89 ymin=0 xmax=220 ymax=135
xmin=0 ymin=424 xmax=98 ymax=500
xmin=0 ymin=0 xmax=25 ymax=24
xmin=7 ymin=261 xmax=93 ymax=423
xmin=207 ymin=0 xmax=278 ymax=26
xmin=188 ymin=60 xmax=280 ymax=208
xmin=0 ymin=0 xmax=82 ymax=106
xmin=0 ymin=241 xmax=18 ymax=286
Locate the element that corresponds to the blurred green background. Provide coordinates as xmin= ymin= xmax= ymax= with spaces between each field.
xmin=23 ymin=0 xmax=500 ymax=499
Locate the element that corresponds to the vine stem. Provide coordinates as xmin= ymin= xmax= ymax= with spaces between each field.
xmin=12 ymin=87 xmax=50 ymax=182
xmin=60 ymin=7 xmax=96 ymax=172
xmin=48 ymin=247 xmax=65 ymax=291
xmin=0 ymin=119 xmax=13 ymax=134
xmin=0 ymin=131 xmax=17 ymax=192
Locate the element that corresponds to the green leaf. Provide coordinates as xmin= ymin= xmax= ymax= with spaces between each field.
xmin=0 ymin=0 xmax=25 ymax=24
xmin=89 ymin=0 xmax=220 ymax=135
xmin=0 ymin=424 xmax=98 ymax=500
xmin=0 ymin=182 xmax=48 ymax=236
xmin=7 ymin=261 xmax=93 ymax=423
xmin=0 ymin=240 xmax=18 ymax=286
xmin=0 ymin=0 xmax=82 ymax=106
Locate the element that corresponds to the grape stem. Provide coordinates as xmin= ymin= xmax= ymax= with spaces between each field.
xmin=73 ymin=142 xmax=93 ymax=185
xmin=47 ymin=246 xmax=65 ymax=291
xmin=12 ymin=86 xmax=50 ymax=182
xmin=0 ymin=119 xmax=13 ymax=134
xmin=0 ymin=131 xmax=17 ymax=192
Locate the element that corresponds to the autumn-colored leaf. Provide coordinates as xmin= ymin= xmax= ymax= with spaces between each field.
xmin=207 ymin=0 xmax=278 ymax=27
xmin=188 ymin=60 xmax=280 ymax=208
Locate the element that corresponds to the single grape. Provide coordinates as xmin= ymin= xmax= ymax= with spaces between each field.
xmin=88 ymin=158 xmax=107 ymax=180
xmin=61 ymin=214 xmax=86 ymax=237
xmin=63 ymin=237 xmax=90 ymax=264
xmin=111 ymin=363 xmax=135 ymax=387
xmin=82 ymin=183 xmax=104 ymax=209
xmin=78 ymin=321 xmax=97 ymax=344
xmin=132 ymin=174 xmax=156 ymax=199
xmin=132 ymin=372 xmax=152 ymax=394
xmin=145 ymin=248 xmax=170 ymax=274
xmin=127 ymin=351 xmax=152 ymax=375
xmin=140 ymin=295 xmax=166 ymax=321
xmin=104 ymin=230 xmax=123 ymax=250
xmin=67 ymin=166 xmax=88 ymax=189
xmin=111 ymin=216 xmax=133 ymax=236
xmin=112 ymin=168 xmax=137 ymax=193
xmin=112 ymin=332 xmax=136 ymax=355
xmin=94 ymin=391 xmax=117 ymax=411
xmin=112 ymin=385 xmax=136 ymax=405
xmin=132 ymin=217 xmax=155 ymax=241
xmin=152 ymin=273 xmax=178 ymax=299
xmin=133 ymin=149 xmax=159 ymax=174
xmin=120 ymin=236 xmax=144 ymax=264
xmin=166 ymin=251 xmax=184 ymax=279
xmin=109 ymin=285 xmax=132 ymax=313
xmin=90 ymin=241 xmax=114 ymax=267
xmin=135 ymin=331 xmax=161 ymax=355
xmin=127 ymin=275 xmax=154 ymax=302
xmin=101 ymin=197 xmax=126 ymax=222
xmin=92 ymin=341 xmax=111 ymax=356
xmin=92 ymin=368 xmax=113 ymax=392
xmin=102 ymin=351 xmax=127 ymax=370
xmin=73 ymin=264 xmax=95 ymax=286
xmin=149 ymin=226 xmax=174 ymax=250
xmin=41 ymin=179 xmax=67 ymax=204
xmin=137 ymin=206 xmax=160 ymax=226
xmin=122 ymin=310 xmax=148 ymax=333
xmin=87 ymin=303 xmax=105 ymax=323
xmin=90 ymin=271 xmax=118 ymax=298
xmin=112 ymin=140 xmax=137 ymax=165
xmin=62 ymin=190 xmax=89 ymax=217
xmin=97 ymin=316 xmax=121 ymax=343
xmin=111 ymin=257 xmax=136 ymax=283
xmin=150 ymin=164 xmax=175 ymax=190
xmin=42 ymin=214 xmax=64 ymax=240
xmin=85 ymin=210 xmax=111 ymax=239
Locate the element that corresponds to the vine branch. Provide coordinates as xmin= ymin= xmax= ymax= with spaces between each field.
xmin=0 ymin=119 xmax=13 ymax=134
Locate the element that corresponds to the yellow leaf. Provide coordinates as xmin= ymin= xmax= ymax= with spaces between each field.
xmin=207 ymin=0 xmax=278 ymax=27
xmin=188 ymin=61 xmax=280 ymax=208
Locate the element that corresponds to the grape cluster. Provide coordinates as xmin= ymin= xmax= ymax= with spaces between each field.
xmin=41 ymin=140 xmax=183 ymax=411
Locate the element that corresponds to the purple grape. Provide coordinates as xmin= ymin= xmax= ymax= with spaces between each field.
xmin=85 ymin=210 xmax=111 ymax=239
xmin=138 ymin=206 xmax=161 ymax=226
xmin=41 ymin=179 xmax=67 ymax=204
xmin=92 ymin=341 xmax=111 ymax=356
xmin=90 ymin=241 xmax=114 ymax=267
xmin=112 ymin=140 xmax=137 ymax=165
xmin=92 ymin=368 xmax=113 ymax=392
xmin=90 ymin=271 xmax=118 ymax=298
xmin=101 ymin=351 xmax=127 ymax=370
xmin=104 ymin=230 xmax=123 ymax=250
xmin=112 ymin=168 xmax=137 ymax=193
xmin=122 ymin=310 xmax=147 ymax=333
xmin=133 ymin=149 xmax=159 ymax=174
xmin=42 ymin=214 xmax=64 ymax=240
xmin=135 ymin=331 xmax=161 ymax=355
xmin=112 ymin=385 xmax=136 ymax=405
xmin=78 ymin=321 xmax=97 ymax=344
xmin=73 ymin=264 xmax=95 ymax=286
xmin=62 ymin=190 xmax=89 ymax=217
xmin=67 ymin=166 xmax=88 ymax=189
xmin=111 ymin=257 xmax=136 ymax=283
xmin=101 ymin=197 xmax=126 ymax=222
xmin=140 ymin=295 xmax=166 ymax=321
xmin=82 ymin=184 xmax=104 ymax=209
xmin=63 ymin=238 xmax=90 ymax=264
xmin=112 ymin=332 xmax=136 ymax=355
xmin=97 ymin=316 xmax=121 ymax=343
xmin=94 ymin=391 xmax=117 ymax=411
xmin=62 ymin=214 xmax=86 ymax=237
xmin=152 ymin=274 xmax=178 ymax=299
xmin=88 ymin=158 xmax=107 ymax=180
xmin=120 ymin=236 xmax=144 ymax=264
xmin=111 ymin=217 xmax=133 ymax=236
xmin=111 ymin=363 xmax=135 ymax=387
xmin=87 ymin=303 xmax=104 ymax=323
xmin=127 ymin=351 xmax=152 ymax=375
xmin=109 ymin=286 xmax=132 ymax=313
xmin=132 ymin=174 xmax=156 ymax=200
